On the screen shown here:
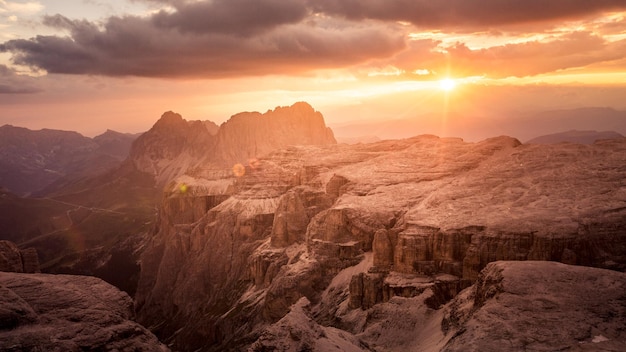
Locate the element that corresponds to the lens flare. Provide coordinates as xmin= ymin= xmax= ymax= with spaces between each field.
xmin=233 ymin=163 xmax=246 ymax=177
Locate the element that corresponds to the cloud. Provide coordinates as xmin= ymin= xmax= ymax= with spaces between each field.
xmin=151 ymin=0 xmax=310 ymax=36
xmin=0 ymin=1 xmax=43 ymax=14
xmin=309 ymin=0 xmax=626 ymax=30
xmin=2 ymin=0 xmax=625 ymax=79
xmin=388 ymin=31 xmax=626 ymax=78
xmin=1 ymin=13 xmax=404 ymax=78
xmin=0 ymin=64 xmax=41 ymax=93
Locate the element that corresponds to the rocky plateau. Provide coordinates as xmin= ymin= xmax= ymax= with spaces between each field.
xmin=133 ymin=117 xmax=626 ymax=350
xmin=1 ymin=102 xmax=625 ymax=351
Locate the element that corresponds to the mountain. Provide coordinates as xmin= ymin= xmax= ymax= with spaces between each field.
xmin=130 ymin=102 xmax=336 ymax=185
xmin=3 ymin=102 xmax=626 ymax=351
xmin=526 ymin=129 xmax=624 ymax=144
xmin=93 ymin=129 xmax=142 ymax=159
xmin=0 ymin=125 xmax=139 ymax=196
xmin=1 ymin=102 xmax=337 ymax=296
xmin=134 ymin=134 xmax=626 ymax=351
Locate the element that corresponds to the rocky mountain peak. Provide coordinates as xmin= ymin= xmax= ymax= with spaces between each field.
xmin=152 ymin=111 xmax=188 ymax=132
xmin=128 ymin=102 xmax=336 ymax=184
xmin=213 ymin=102 xmax=336 ymax=165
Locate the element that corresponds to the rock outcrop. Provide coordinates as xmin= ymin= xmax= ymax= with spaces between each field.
xmin=213 ymin=102 xmax=336 ymax=165
xmin=0 ymin=272 xmax=167 ymax=351
xmin=135 ymin=131 xmax=626 ymax=351
xmin=0 ymin=240 xmax=40 ymax=273
xmin=130 ymin=102 xmax=336 ymax=186
xmin=441 ymin=261 xmax=626 ymax=351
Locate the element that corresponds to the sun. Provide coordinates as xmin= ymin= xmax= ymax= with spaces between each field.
xmin=439 ymin=78 xmax=456 ymax=91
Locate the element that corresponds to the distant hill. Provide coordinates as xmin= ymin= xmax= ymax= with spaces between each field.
xmin=328 ymin=107 xmax=626 ymax=142
xmin=526 ymin=130 xmax=624 ymax=144
xmin=0 ymin=125 xmax=140 ymax=196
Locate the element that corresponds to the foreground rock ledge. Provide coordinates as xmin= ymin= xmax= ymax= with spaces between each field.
xmin=442 ymin=261 xmax=626 ymax=352
xmin=0 ymin=272 xmax=167 ymax=351
xmin=250 ymin=261 xmax=626 ymax=351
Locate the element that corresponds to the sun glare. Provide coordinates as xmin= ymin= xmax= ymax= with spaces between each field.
xmin=439 ymin=78 xmax=456 ymax=91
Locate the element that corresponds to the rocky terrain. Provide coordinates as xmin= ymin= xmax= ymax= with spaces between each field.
xmin=441 ymin=261 xmax=626 ymax=352
xmin=134 ymin=129 xmax=626 ymax=350
xmin=2 ymin=102 xmax=625 ymax=351
xmin=0 ymin=240 xmax=39 ymax=274
xmin=0 ymin=239 xmax=166 ymax=351
xmin=0 ymin=271 xmax=167 ymax=351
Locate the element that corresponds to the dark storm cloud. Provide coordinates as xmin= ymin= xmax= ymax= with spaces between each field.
xmin=2 ymin=0 xmax=625 ymax=79
xmin=1 ymin=12 xmax=404 ymax=78
xmin=151 ymin=0 xmax=309 ymax=35
xmin=309 ymin=0 xmax=626 ymax=29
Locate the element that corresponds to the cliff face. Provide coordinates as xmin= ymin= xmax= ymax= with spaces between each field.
xmin=213 ymin=102 xmax=336 ymax=165
xmin=129 ymin=102 xmax=336 ymax=186
xmin=0 ymin=240 xmax=40 ymax=274
xmin=135 ymin=134 xmax=626 ymax=351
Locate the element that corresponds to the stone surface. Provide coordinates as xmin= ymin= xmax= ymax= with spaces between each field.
xmin=0 ymin=240 xmax=40 ymax=273
xmin=135 ymin=129 xmax=626 ymax=351
xmin=0 ymin=272 xmax=167 ymax=351
xmin=130 ymin=102 xmax=336 ymax=186
xmin=442 ymin=261 xmax=626 ymax=352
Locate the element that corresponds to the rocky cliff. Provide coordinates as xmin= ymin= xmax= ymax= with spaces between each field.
xmin=130 ymin=102 xmax=336 ymax=186
xmin=0 ymin=272 xmax=167 ymax=351
xmin=135 ymin=134 xmax=626 ymax=351
xmin=441 ymin=261 xmax=626 ymax=351
xmin=0 ymin=240 xmax=40 ymax=274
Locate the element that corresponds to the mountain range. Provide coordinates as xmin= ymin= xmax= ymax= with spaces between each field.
xmin=1 ymin=102 xmax=625 ymax=351
xmin=330 ymin=107 xmax=626 ymax=143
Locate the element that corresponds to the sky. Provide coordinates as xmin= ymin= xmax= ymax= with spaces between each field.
xmin=1 ymin=0 xmax=626 ymax=139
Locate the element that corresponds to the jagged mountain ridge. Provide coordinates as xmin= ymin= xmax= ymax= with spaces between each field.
xmin=0 ymin=125 xmax=139 ymax=196
xmin=134 ymin=132 xmax=626 ymax=351
xmin=130 ymin=102 xmax=336 ymax=186
xmin=2 ymin=103 xmax=626 ymax=351
xmin=0 ymin=102 xmax=335 ymax=297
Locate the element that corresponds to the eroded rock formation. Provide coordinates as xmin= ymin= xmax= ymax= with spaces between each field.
xmin=130 ymin=102 xmax=336 ymax=186
xmin=441 ymin=261 xmax=626 ymax=351
xmin=134 ymin=132 xmax=626 ymax=351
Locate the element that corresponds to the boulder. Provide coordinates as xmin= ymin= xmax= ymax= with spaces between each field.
xmin=442 ymin=261 xmax=626 ymax=351
xmin=0 ymin=272 xmax=167 ymax=351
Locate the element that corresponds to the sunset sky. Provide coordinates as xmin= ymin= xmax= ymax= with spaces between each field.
xmin=1 ymin=0 xmax=625 ymax=139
